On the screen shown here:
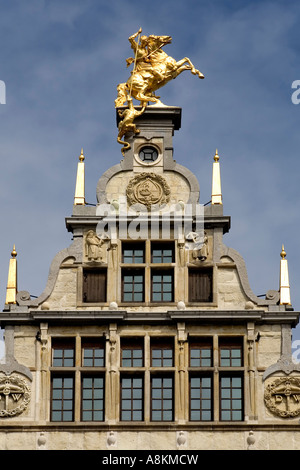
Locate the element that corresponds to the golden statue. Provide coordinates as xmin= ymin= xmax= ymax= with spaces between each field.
xmin=116 ymin=28 xmax=204 ymax=108
xmin=117 ymin=97 xmax=146 ymax=156
xmin=115 ymin=29 xmax=204 ymax=154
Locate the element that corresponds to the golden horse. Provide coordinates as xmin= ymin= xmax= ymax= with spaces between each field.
xmin=115 ymin=34 xmax=204 ymax=108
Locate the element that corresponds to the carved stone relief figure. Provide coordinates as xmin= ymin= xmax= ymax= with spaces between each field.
xmin=185 ymin=231 xmax=209 ymax=262
xmin=85 ymin=230 xmax=108 ymax=263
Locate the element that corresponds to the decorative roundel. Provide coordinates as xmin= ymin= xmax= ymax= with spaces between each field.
xmin=126 ymin=172 xmax=171 ymax=209
xmin=138 ymin=146 xmax=159 ymax=163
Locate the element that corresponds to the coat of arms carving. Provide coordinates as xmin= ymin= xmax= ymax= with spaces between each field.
xmin=264 ymin=376 xmax=300 ymax=418
xmin=126 ymin=172 xmax=171 ymax=209
xmin=0 ymin=373 xmax=31 ymax=418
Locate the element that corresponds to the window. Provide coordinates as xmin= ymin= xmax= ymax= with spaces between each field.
xmin=151 ymin=339 xmax=174 ymax=367
xmin=82 ymin=376 xmax=104 ymax=421
xmin=151 ymin=243 xmax=174 ymax=263
xmin=150 ymin=338 xmax=174 ymax=421
xmin=150 ymin=242 xmax=174 ymax=303
xmin=82 ymin=339 xmax=105 ymax=367
xmin=122 ymin=269 xmax=144 ymax=302
xmin=120 ymin=377 xmax=143 ymax=421
xmin=219 ymin=338 xmax=243 ymax=421
xmin=190 ymin=376 xmax=212 ymax=421
xmin=151 ymin=270 xmax=174 ymax=302
xmin=151 ymin=377 xmax=173 ymax=421
xmin=188 ymin=268 xmax=213 ymax=302
xmin=83 ymin=268 xmax=107 ymax=303
xmin=219 ymin=338 xmax=243 ymax=367
xmin=51 ymin=336 xmax=105 ymax=422
xmin=139 ymin=146 xmax=159 ymax=162
xmin=189 ymin=339 xmax=213 ymax=421
xmin=122 ymin=243 xmax=145 ymax=263
xmin=51 ymin=376 xmax=74 ymax=422
xmin=188 ymin=336 xmax=244 ymax=422
xmin=189 ymin=339 xmax=213 ymax=367
xmin=121 ymin=241 xmax=175 ymax=304
xmin=52 ymin=338 xmax=75 ymax=367
xmin=121 ymin=338 xmax=144 ymax=367
xmin=220 ymin=376 xmax=243 ymax=421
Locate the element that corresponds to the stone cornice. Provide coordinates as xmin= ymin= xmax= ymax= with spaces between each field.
xmin=1 ymin=308 xmax=299 ymax=327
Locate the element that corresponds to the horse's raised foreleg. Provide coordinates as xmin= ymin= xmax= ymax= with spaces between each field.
xmin=175 ymin=58 xmax=204 ymax=79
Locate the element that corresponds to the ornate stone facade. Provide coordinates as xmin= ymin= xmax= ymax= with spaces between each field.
xmin=0 ymin=107 xmax=299 ymax=450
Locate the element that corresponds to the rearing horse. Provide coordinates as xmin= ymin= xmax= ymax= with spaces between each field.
xmin=115 ymin=34 xmax=204 ymax=108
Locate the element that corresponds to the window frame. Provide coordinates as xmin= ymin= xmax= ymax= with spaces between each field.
xmin=81 ymin=374 xmax=105 ymax=422
xmin=120 ymin=375 xmax=144 ymax=422
xmin=150 ymin=338 xmax=174 ymax=368
xmin=150 ymin=374 xmax=174 ymax=422
xmin=151 ymin=242 xmax=175 ymax=264
xmin=51 ymin=374 xmax=75 ymax=422
xmin=121 ymin=338 xmax=144 ymax=368
xmin=122 ymin=242 xmax=146 ymax=264
xmin=219 ymin=373 xmax=244 ymax=421
xmin=189 ymin=338 xmax=213 ymax=368
xmin=121 ymin=268 xmax=145 ymax=303
xmin=219 ymin=337 xmax=244 ymax=368
xmin=81 ymin=338 xmax=106 ymax=368
xmin=52 ymin=338 xmax=75 ymax=368
xmin=188 ymin=335 xmax=245 ymax=422
xmin=189 ymin=374 xmax=213 ymax=421
xmin=151 ymin=268 xmax=174 ymax=303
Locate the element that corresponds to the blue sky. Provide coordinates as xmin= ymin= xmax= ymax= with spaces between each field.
xmin=1 ymin=0 xmax=300 ymax=358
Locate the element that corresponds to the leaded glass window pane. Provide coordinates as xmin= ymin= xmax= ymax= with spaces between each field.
xmin=220 ymin=376 xmax=243 ymax=421
xmin=121 ymin=377 xmax=143 ymax=421
xmin=51 ymin=376 xmax=74 ymax=422
xmin=190 ymin=376 xmax=212 ymax=421
xmin=151 ymin=377 xmax=173 ymax=421
xmin=82 ymin=376 xmax=104 ymax=421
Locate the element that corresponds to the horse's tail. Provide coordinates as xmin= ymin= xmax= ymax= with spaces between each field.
xmin=115 ymin=83 xmax=128 ymax=107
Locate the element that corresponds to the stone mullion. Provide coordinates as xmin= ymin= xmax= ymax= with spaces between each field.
xmin=176 ymin=323 xmax=187 ymax=423
xmin=74 ymin=335 xmax=82 ymax=422
xmin=213 ymin=334 xmax=219 ymax=421
xmin=247 ymin=323 xmax=257 ymax=420
xmin=144 ymin=334 xmax=151 ymax=423
xmin=39 ymin=322 xmax=49 ymax=421
xmin=107 ymin=323 xmax=118 ymax=423
xmin=145 ymin=240 xmax=151 ymax=304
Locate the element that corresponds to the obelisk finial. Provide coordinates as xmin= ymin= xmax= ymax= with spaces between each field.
xmin=5 ymin=245 xmax=18 ymax=304
xmin=211 ymin=149 xmax=222 ymax=205
xmin=74 ymin=148 xmax=85 ymax=205
xmin=280 ymin=244 xmax=291 ymax=305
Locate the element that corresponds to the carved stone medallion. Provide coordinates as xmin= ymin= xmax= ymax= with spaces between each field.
xmin=0 ymin=373 xmax=31 ymax=418
xmin=264 ymin=376 xmax=300 ymax=418
xmin=126 ymin=172 xmax=171 ymax=208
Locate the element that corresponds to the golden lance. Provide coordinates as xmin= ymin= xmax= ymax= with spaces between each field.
xmin=129 ymin=28 xmax=142 ymax=99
